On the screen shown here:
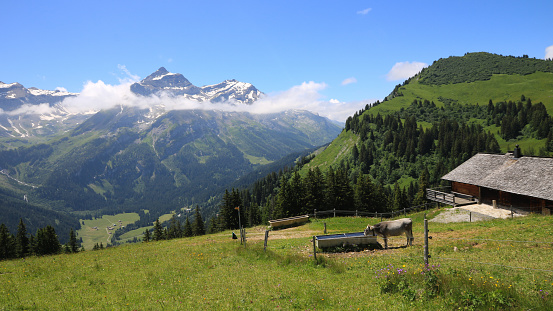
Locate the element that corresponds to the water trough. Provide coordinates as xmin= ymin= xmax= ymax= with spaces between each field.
xmin=269 ymin=215 xmax=309 ymax=229
xmin=315 ymin=232 xmax=378 ymax=249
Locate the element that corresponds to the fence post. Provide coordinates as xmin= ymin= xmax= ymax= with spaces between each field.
xmin=469 ymin=212 xmax=472 ymax=223
xmin=404 ymin=208 xmax=406 ymax=216
xmin=312 ymin=236 xmax=317 ymax=262
xmin=314 ymin=209 xmax=317 ymax=219
xmin=333 ymin=208 xmax=336 ymax=218
xmin=356 ymin=210 xmax=358 ymax=217
xmin=424 ymin=219 xmax=429 ymax=266
xmin=264 ymin=230 xmax=269 ymax=252
xmin=324 ymin=222 xmax=327 ymax=234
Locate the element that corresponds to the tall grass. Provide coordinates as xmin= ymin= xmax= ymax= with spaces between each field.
xmin=1 ymin=210 xmax=552 ymax=310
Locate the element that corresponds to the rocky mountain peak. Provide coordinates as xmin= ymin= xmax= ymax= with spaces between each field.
xmin=130 ymin=68 xmax=263 ymax=104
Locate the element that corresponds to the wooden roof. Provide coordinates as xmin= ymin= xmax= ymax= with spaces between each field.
xmin=442 ymin=153 xmax=553 ymax=201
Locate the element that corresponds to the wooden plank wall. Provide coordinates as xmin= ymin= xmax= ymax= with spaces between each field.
xmin=452 ymin=182 xmax=479 ymax=197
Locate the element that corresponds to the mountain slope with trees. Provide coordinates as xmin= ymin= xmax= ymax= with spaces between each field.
xmin=211 ymin=52 xmax=553 ymax=231
xmin=0 ymin=106 xmax=341 ymax=239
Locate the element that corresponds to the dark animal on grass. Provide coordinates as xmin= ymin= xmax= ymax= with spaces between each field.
xmin=364 ymin=218 xmax=413 ymax=249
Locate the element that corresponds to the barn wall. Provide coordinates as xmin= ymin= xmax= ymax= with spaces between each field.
xmin=480 ymin=187 xmax=499 ymax=205
xmin=480 ymin=187 xmax=551 ymax=213
xmin=452 ymin=182 xmax=479 ymax=198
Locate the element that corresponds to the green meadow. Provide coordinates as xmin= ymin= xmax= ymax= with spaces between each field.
xmin=371 ymin=72 xmax=553 ymax=115
xmin=2 ymin=209 xmax=553 ymax=310
xmin=78 ymin=211 xmax=179 ymax=250
xmin=78 ymin=213 xmax=140 ymax=250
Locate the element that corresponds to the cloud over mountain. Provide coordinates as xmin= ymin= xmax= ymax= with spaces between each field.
xmin=60 ymin=78 xmax=366 ymax=122
xmin=546 ymin=45 xmax=553 ymax=60
xmin=386 ymin=61 xmax=428 ymax=81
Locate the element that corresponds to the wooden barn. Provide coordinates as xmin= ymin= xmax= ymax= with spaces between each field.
xmin=429 ymin=146 xmax=553 ymax=215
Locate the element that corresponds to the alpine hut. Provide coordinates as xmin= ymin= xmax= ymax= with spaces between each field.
xmin=429 ymin=146 xmax=553 ymax=215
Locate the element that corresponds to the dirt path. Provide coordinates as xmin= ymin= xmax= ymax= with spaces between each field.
xmin=430 ymin=203 xmax=526 ymax=223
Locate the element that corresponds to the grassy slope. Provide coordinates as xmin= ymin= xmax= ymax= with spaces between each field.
xmin=301 ymin=129 xmax=358 ymax=174
xmin=2 ymin=210 xmax=552 ymax=310
xmin=371 ymin=72 xmax=553 ymax=115
xmin=78 ymin=213 xmax=140 ymax=250
xmin=306 ymin=72 xmax=553 ymax=171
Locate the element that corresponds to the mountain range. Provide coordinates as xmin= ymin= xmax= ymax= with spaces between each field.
xmin=130 ymin=67 xmax=262 ymax=104
xmin=0 ymin=68 xmax=342 ymax=240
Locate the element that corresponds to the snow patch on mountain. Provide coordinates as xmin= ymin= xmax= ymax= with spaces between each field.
xmin=130 ymin=68 xmax=263 ymax=105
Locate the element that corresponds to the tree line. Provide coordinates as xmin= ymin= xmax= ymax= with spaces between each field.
xmin=142 ymin=205 xmax=205 ymax=242
xmin=418 ymin=52 xmax=553 ymax=85
xmin=0 ymin=218 xmax=80 ymax=261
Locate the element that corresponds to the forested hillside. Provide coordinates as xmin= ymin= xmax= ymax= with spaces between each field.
xmin=418 ymin=52 xmax=553 ymax=85
xmin=211 ymin=53 xmax=553 ymax=232
xmin=0 ymin=106 xmax=340 ymax=241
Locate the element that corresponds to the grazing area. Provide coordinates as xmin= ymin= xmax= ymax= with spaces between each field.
xmin=78 ymin=213 xmax=141 ymax=250
xmin=2 ymin=208 xmax=553 ymax=310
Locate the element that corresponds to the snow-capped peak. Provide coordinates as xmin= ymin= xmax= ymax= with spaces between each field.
xmin=130 ymin=68 xmax=263 ymax=105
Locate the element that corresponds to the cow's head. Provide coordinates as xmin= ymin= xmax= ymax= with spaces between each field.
xmin=364 ymin=225 xmax=376 ymax=236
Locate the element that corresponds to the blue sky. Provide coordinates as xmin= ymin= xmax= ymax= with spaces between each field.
xmin=2 ymin=1 xmax=553 ymax=121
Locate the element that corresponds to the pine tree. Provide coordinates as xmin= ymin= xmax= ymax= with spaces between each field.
xmin=219 ymin=189 xmax=243 ymax=229
xmin=15 ymin=218 xmax=29 ymax=258
xmin=354 ymin=175 xmax=375 ymax=212
xmin=288 ymin=171 xmax=305 ymax=216
xmin=183 ymin=216 xmax=193 ymax=237
xmin=143 ymin=229 xmax=151 ymax=242
xmin=0 ymin=224 xmax=15 ymax=260
xmin=275 ymin=176 xmax=291 ymax=218
xmin=304 ymin=167 xmax=326 ymax=215
xmin=35 ymin=225 xmax=60 ymax=256
xmin=153 ymin=219 xmax=164 ymax=241
xmin=192 ymin=205 xmax=205 ymax=236
xmin=68 ymin=228 xmax=79 ymax=253
xmin=167 ymin=215 xmax=182 ymax=239
xmin=412 ymin=168 xmax=430 ymax=206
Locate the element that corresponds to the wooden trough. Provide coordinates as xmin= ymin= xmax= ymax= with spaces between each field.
xmin=315 ymin=232 xmax=378 ymax=249
xmin=268 ymin=215 xmax=309 ymax=229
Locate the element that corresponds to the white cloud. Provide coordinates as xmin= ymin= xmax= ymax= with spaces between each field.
xmin=55 ymin=79 xmax=371 ymax=122
xmin=386 ymin=61 xmax=428 ymax=81
xmin=320 ymin=99 xmax=378 ymax=122
xmin=1 ymin=103 xmax=55 ymax=116
xmin=55 ymin=87 xmax=68 ymax=92
xmin=248 ymin=81 xmax=328 ymax=114
xmin=546 ymin=45 xmax=553 ymax=60
xmin=357 ymin=8 xmax=372 ymax=15
xmin=341 ymin=77 xmax=357 ymax=85
xmin=116 ymin=64 xmax=141 ymax=84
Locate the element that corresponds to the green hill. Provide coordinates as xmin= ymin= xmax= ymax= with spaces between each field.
xmin=373 ymin=53 xmax=553 ymax=115
xmin=1 ymin=211 xmax=552 ymax=310
xmin=315 ymin=52 xmax=553 ymax=172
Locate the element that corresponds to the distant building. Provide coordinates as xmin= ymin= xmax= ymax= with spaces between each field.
xmin=429 ymin=146 xmax=553 ymax=215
